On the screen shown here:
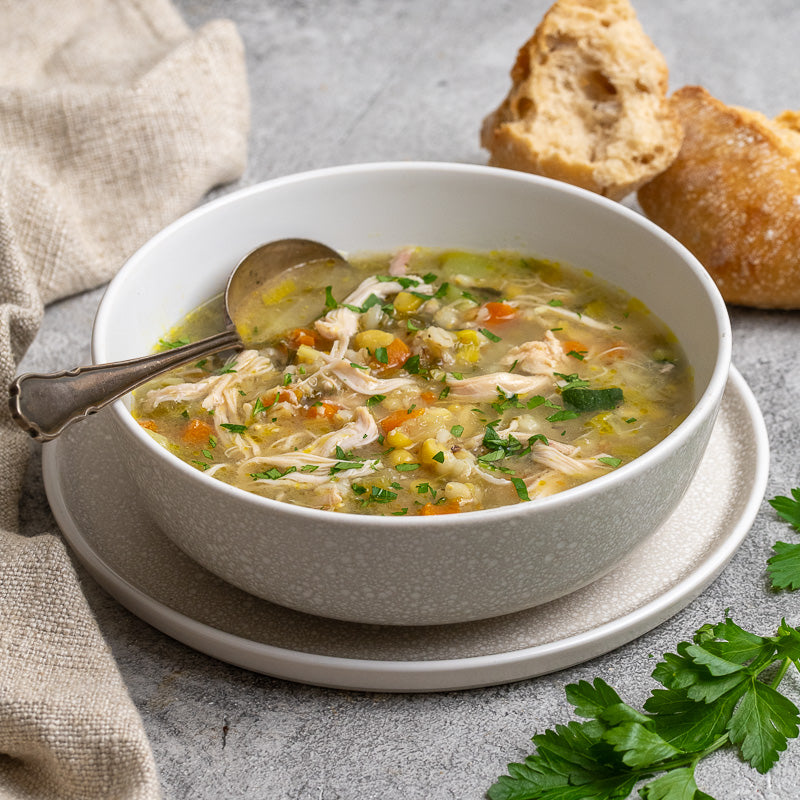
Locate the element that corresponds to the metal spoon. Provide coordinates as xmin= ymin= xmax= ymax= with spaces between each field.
xmin=9 ymin=238 xmax=347 ymax=441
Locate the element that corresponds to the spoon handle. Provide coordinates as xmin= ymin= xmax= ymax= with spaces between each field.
xmin=9 ymin=329 xmax=242 ymax=441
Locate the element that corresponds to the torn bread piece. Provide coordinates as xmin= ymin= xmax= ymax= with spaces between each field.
xmin=638 ymin=85 xmax=800 ymax=309
xmin=480 ymin=0 xmax=682 ymax=200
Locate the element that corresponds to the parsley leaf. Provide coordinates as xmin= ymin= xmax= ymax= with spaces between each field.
xmin=562 ymin=386 xmax=624 ymax=413
xmin=220 ymin=423 xmax=248 ymax=434
xmin=768 ymin=489 xmax=800 ymax=590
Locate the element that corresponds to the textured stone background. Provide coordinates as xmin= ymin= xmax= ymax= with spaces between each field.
xmin=18 ymin=1 xmax=800 ymax=797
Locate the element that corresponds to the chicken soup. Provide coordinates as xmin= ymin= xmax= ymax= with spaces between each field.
xmin=132 ymin=248 xmax=692 ymax=515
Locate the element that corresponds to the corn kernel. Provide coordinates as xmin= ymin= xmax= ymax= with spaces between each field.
xmin=455 ymin=344 xmax=480 ymax=364
xmin=444 ymin=482 xmax=473 ymax=503
xmin=295 ymin=344 xmax=321 ymax=364
xmin=419 ymin=438 xmax=443 ymax=465
xmin=386 ymin=429 xmax=413 ymax=448
xmin=353 ymin=329 xmax=395 ymax=350
xmin=388 ymin=449 xmax=416 ymax=466
xmin=456 ymin=329 xmax=480 ymax=345
xmin=393 ymin=291 xmax=423 ymax=314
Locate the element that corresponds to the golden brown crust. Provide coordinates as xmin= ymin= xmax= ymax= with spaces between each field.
xmin=480 ymin=0 xmax=683 ymax=200
xmin=638 ymin=86 xmax=800 ymax=309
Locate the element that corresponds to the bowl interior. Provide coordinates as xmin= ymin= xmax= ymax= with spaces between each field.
xmin=94 ymin=163 xmax=729 ymax=418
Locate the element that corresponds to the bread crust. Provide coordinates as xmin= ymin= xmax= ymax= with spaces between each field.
xmin=638 ymin=86 xmax=800 ymax=309
xmin=481 ymin=0 xmax=682 ymax=200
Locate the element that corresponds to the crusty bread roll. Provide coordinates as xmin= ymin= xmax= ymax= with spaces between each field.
xmin=480 ymin=0 xmax=683 ymax=201
xmin=638 ymin=86 xmax=800 ymax=309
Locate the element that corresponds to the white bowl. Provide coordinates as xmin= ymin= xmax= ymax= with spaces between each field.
xmin=93 ymin=162 xmax=731 ymax=626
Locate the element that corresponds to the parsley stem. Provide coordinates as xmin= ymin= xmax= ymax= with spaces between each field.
xmin=771 ymin=656 xmax=793 ymax=690
xmin=621 ymin=735 xmax=730 ymax=779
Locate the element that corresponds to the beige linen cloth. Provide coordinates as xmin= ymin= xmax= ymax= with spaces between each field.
xmin=0 ymin=1 xmax=249 ymax=797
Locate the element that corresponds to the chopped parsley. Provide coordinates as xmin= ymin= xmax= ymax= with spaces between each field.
xmin=510 ymin=477 xmax=530 ymax=501
xmin=220 ymin=423 xmax=248 ymax=434
xmin=158 ymin=337 xmax=189 ymax=349
xmin=562 ymin=386 xmax=624 ymax=413
xmin=250 ymin=466 xmax=297 ymax=480
xmin=374 ymin=346 xmax=389 ymax=364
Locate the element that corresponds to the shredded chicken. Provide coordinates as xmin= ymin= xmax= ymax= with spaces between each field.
xmin=246 ymin=453 xmax=381 ymax=476
xmin=501 ymin=330 xmax=565 ymax=375
xmin=303 ymin=407 xmax=379 ymax=457
xmin=144 ymin=350 xmax=275 ymax=410
xmin=532 ymin=305 xmax=614 ymax=331
xmin=388 ymin=247 xmax=415 ymax=276
xmin=445 ymin=371 xmax=550 ymax=401
xmin=530 ymin=441 xmax=606 ymax=477
xmin=325 ymin=358 xmax=416 ymax=396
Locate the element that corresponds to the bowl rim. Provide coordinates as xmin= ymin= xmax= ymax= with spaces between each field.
xmin=94 ymin=160 xmax=732 ymax=528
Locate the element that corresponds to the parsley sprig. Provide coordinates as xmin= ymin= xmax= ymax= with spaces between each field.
xmin=489 ymin=490 xmax=800 ymax=799
xmin=489 ymin=617 xmax=800 ymax=800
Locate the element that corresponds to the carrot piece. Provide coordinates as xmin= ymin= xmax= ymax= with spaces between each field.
xmin=482 ymin=302 xmax=517 ymax=323
xmin=287 ymin=327 xmax=316 ymax=348
xmin=182 ymin=418 xmax=213 ymax=445
xmin=372 ymin=337 xmax=411 ymax=372
xmin=306 ymin=402 xmax=339 ymax=419
xmin=379 ymin=407 xmax=424 ymax=433
xmin=562 ymin=340 xmax=588 ymax=358
xmin=419 ymin=500 xmax=462 ymax=516
xmin=420 ymin=391 xmax=438 ymax=405
xmin=138 ymin=419 xmax=158 ymax=431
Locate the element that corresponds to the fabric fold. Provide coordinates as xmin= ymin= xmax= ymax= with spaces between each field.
xmin=0 ymin=1 xmax=250 ymax=797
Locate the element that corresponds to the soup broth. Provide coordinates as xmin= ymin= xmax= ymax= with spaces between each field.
xmin=132 ymin=248 xmax=693 ymax=515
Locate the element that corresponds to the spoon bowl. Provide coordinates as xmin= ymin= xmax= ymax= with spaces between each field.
xmin=8 ymin=238 xmax=347 ymax=441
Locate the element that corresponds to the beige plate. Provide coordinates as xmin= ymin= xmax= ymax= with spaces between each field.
xmin=42 ymin=367 xmax=767 ymax=693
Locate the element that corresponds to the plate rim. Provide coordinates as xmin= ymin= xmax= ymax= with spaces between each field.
xmin=42 ymin=365 xmax=769 ymax=692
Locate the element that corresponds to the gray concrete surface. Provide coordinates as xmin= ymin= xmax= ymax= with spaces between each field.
xmin=16 ymin=1 xmax=800 ymax=797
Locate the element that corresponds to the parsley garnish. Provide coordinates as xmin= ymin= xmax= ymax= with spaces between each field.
xmin=403 ymin=354 xmax=421 ymax=374
xmin=546 ymin=407 xmax=580 ymax=422
xmin=395 ymin=463 xmax=419 ymax=472
xmin=479 ymin=327 xmax=502 ymax=343
xmin=220 ymin=423 xmax=248 ymax=434
xmin=324 ymin=286 xmax=337 ymax=310
xmin=250 ymin=466 xmax=297 ymax=480
xmin=768 ymin=488 xmax=800 ymax=590
xmin=510 ymin=477 xmax=530 ymax=501
xmin=450 ymin=425 xmax=464 ymax=437
xmin=479 ymin=423 xmax=530 ymax=463
xmin=158 ymin=337 xmax=189 ymax=349
xmin=489 ymin=617 xmax=800 ymax=800
xmin=562 ymin=386 xmax=624 ymax=413
xmin=374 ymin=346 xmax=389 ymax=364
xmin=366 ymin=394 xmax=386 ymax=407
xmin=252 ymin=396 xmax=267 ymax=416
xmin=598 ymin=456 xmax=622 ymax=468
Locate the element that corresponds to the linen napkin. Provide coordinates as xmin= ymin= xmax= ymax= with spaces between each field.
xmin=0 ymin=1 xmax=249 ymax=797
